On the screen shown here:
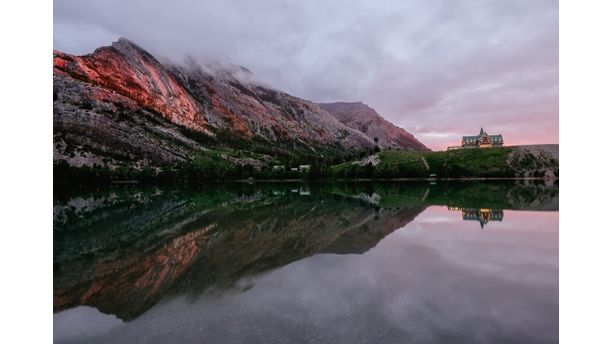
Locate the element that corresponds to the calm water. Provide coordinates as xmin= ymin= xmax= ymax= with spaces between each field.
xmin=53 ymin=181 xmax=558 ymax=344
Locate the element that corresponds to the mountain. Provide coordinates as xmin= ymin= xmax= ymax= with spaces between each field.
xmin=319 ymin=102 xmax=429 ymax=151
xmin=53 ymin=38 xmax=428 ymax=174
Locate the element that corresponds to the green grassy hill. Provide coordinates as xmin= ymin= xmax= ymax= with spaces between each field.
xmin=330 ymin=145 xmax=559 ymax=179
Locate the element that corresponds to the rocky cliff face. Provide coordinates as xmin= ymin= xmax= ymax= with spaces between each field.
xmin=319 ymin=102 xmax=429 ymax=151
xmin=54 ymin=39 xmax=213 ymax=167
xmin=54 ymin=38 xmax=427 ymax=170
xmin=54 ymin=39 xmax=211 ymax=133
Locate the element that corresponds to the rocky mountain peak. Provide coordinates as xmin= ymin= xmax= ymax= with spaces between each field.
xmin=319 ymin=102 xmax=429 ymax=150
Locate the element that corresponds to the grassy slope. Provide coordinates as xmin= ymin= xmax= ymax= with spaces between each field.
xmin=330 ymin=147 xmax=555 ymax=179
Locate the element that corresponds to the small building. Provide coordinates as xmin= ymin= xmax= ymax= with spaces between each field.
xmin=299 ymin=165 xmax=311 ymax=172
xmin=461 ymin=127 xmax=503 ymax=149
xmin=272 ymin=165 xmax=285 ymax=171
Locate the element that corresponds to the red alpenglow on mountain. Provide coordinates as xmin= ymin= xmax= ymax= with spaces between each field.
xmin=54 ymin=42 xmax=209 ymax=133
xmin=53 ymin=38 xmax=429 ymax=168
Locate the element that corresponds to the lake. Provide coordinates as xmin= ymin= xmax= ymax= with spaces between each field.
xmin=53 ymin=181 xmax=558 ymax=344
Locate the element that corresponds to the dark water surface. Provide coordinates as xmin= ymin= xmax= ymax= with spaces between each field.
xmin=53 ymin=181 xmax=558 ymax=344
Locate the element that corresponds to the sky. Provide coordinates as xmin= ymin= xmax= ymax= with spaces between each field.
xmin=54 ymin=0 xmax=558 ymax=151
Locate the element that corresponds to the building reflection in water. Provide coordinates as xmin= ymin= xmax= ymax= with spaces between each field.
xmin=448 ymin=206 xmax=504 ymax=229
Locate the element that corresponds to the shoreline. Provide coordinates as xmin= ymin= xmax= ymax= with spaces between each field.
xmin=53 ymin=176 xmax=558 ymax=185
xmin=237 ymin=177 xmax=557 ymax=182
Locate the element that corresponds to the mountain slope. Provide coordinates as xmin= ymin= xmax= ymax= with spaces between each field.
xmin=53 ymin=38 xmax=427 ymax=174
xmin=319 ymin=102 xmax=429 ymax=151
xmin=165 ymin=60 xmax=375 ymax=148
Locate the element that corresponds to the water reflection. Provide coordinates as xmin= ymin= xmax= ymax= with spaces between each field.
xmin=448 ymin=207 xmax=504 ymax=228
xmin=54 ymin=181 xmax=558 ymax=344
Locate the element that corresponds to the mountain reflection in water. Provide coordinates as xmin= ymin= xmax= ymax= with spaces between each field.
xmin=53 ymin=181 xmax=558 ymax=344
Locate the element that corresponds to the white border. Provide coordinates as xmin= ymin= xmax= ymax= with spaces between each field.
xmin=2 ymin=0 xmax=612 ymax=342
xmin=0 ymin=1 xmax=53 ymax=343
xmin=560 ymin=0 xmax=612 ymax=343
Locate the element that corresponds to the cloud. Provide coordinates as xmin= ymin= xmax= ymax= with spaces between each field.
xmin=54 ymin=0 xmax=558 ymax=150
